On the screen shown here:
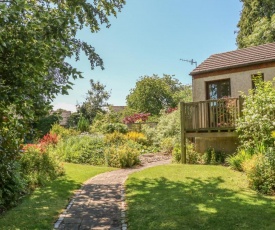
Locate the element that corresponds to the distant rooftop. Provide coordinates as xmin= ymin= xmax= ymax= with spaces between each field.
xmin=109 ymin=106 xmax=127 ymax=113
xmin=191 ymin=42 xmax=275 ymax=75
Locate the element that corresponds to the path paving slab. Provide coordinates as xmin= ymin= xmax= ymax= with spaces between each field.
xmin=54 ymin=155 xmax=170 ymax=230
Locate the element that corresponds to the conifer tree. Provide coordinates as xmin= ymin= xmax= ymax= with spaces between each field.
xmin=237 ymin=0 xmax=275 ymax=48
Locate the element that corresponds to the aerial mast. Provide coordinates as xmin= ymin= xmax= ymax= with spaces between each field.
xmin=180 ymin=58 xmax=197 ymax=67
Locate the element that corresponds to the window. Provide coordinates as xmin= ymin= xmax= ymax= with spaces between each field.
xmin=251 ymin=73 xmax=264 ymax=89
xmin=206 ymin=79 xmax=231 ymax=100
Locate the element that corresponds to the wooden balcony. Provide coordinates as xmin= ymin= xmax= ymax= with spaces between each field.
xmin=180 ymin=97 xmax=244 ymax=163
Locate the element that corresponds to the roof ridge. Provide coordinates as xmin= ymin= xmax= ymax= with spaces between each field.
xmin=209 ymin=42 xmax=275 ymax=57
xmin=191 ymin=42 xmax=275 ymax=75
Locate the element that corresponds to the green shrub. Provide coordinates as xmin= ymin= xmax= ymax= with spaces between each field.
xmin=142 ymin=109 xmax=180 ymax=147
xmin=0 ymin=160 xmax=24 ymax=213
xmin=141 ymin=124 xmax=157 ymax=146
xmin=156 ymin=109 xmax=180 ymax=140
xmin=104 ymin=141 xmax=140 ymax=168
xmin=77 ymin=116 xmax=90 ymax=132
xmin=53 ymin=133 xmax=141 ymax=168
xmin=0 ymin=116 xmax=25 ymax=212
xmin=172 ymin=143 xmax=181 ymax=163
xmin=242 ymin=149 xmax=275 ymax=195
xmin=102 ymin=123 xmax=128 ymax=134
xmin=104 ymin=131 xmax=127 ymax=145
xmin=172 ymin=141 xmax=201 ymax=164
xmin=53 ymin=135 xmax=106 ymax=165
xmin=187 ymin=142 xmax=202 ymax=164
xmin=226 ymin=149 xmax=253 ymax=171
xmin=89 ymin=111 xmax=124 ymax=134
xmin=20 ymin=147 xmax=64 ymax=191
xmin=203 ymin=148 xmax=226 ymax=165
xmin=161 ymin=137 xmax=176 ymax=153
xmin=50 ymin=124 xmax=80 ymax=140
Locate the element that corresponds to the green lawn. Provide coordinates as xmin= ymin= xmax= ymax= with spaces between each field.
xmin=126 ymin=164 xmax=275 ymax=230
xmin=0 ymin=163 xmax=116 ymax=230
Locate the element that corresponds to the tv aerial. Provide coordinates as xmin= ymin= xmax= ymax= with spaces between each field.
xmin=180 ymin=58 xmax=197 ymax=67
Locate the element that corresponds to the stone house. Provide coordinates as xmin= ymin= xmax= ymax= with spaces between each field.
xmin=191 ymin=42 xmax=275 ymax=102
xmin=180 ymin=42 xmax=275 ymax=160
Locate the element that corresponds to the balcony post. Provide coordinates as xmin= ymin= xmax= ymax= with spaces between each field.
xmin=180 ymin=102 xmax=187 ymax=164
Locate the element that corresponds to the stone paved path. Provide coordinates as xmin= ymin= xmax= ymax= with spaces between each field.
xmin=54 ymin=155 xmax=171 ymax=230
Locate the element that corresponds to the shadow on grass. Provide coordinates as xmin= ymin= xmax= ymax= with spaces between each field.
xmin=0 ymin=177 xmax=80 ymax=230
xmin=127 ymin=176 xmax=275 ymax=230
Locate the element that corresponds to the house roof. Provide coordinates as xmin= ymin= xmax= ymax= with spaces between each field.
xmin=191 ymin=42 xmax=275 ymax=76
xmin=109 ymin=106 xmax=127 ymax=113
xmin=58 ymin=111 xmax=71 ymax=126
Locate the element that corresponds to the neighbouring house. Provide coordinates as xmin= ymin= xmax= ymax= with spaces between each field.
xmin=109 ymin=106 xmax=127 ymax=113
xmin=180 ymin=42 xmax=275 ymax=161
xmin=58 ymin=110 xmax=71 ymax=127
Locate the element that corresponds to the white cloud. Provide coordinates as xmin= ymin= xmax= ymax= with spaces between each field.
xmin=52 ymin=103 xmax=77 ymax=112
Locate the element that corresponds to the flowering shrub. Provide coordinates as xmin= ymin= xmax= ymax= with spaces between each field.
xmin=22 ymin=133 xmax=59 ymax=152
xmin=236 ymin=78 xmax=275 ymax=150
xmin=166 ymin=107 xmax=178 ymax=114
xmin=104 ymin=141 xmax=140 ymax=168
xmin=104 ymin=131 xmax=127 ymax=145
xmin=142 ymin=109 xmax=180 ymax=147
xmin=126 ymin=131 xmax=147 ymax=145
xmin=22 ymin=143 xmax=45 ymax=152
xmin=123 ymin=113 xmax=150 ymax=124
xmin=39 ymin=133 xmax=58 ymax=146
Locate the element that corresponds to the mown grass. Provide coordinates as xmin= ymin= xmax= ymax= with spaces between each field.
xmin=126 ymin=164 xmax=275 ymax=230
xmin=0 ymin=163 xmax=116 ymax=230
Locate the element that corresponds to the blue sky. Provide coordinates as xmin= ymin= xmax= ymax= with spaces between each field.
xmin=52 ymin=0 xmax=243 ymax=112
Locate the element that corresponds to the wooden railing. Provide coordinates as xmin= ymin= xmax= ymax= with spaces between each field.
xmin=180 ymin=97 xmax=243 ymax=132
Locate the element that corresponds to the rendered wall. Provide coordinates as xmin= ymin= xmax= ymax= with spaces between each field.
xmin=192 ymin=66 xmax=275 ymax=102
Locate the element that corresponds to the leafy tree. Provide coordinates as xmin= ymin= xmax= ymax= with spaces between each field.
xmin=237 ymin=0 xmax=275 ymax=48
xmin=1 ymin=0 xmax=124 ymax=121
xmin=162 ymin=74 xmax=184 ymax=93
xmin=77 ymin=79 xmax=111 ymax=122
xmin=33 ymin=112 xmax=61 ymax=139
xmin=126 ymin=74 xmax=191 ymax=115
xmin=172 ymin=84 xmax=192 ymax=105
xmin=0 ymin=0 xmax=124 ymax=210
